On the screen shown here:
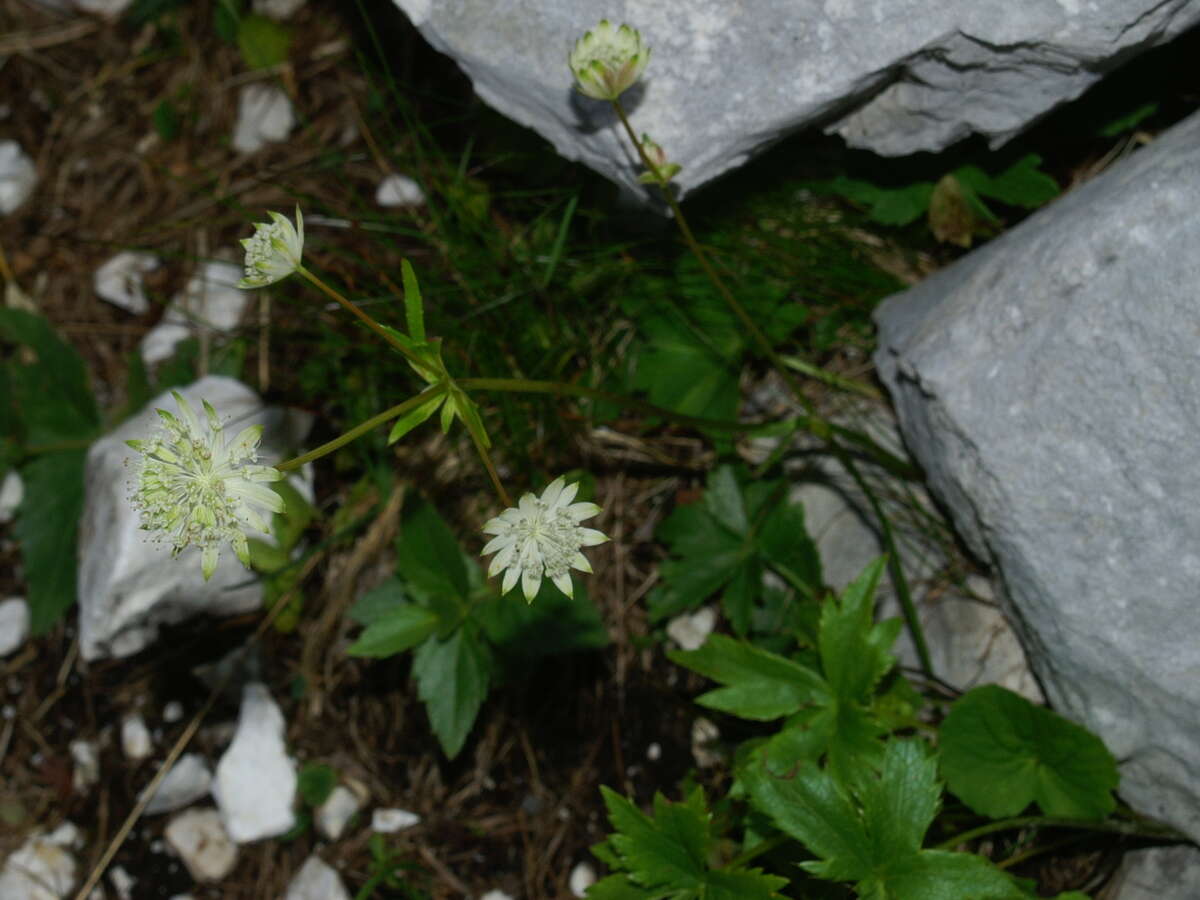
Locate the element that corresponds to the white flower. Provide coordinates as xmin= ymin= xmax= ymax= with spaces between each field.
xmin=568 ymin=20 xmax=650 ymax=101
xmin=238 ymin=206 xmax=304 ymax=289
xmin=127 ymin=392 xmax=284 ymax=580
xmin=481 ymin=476 xmax=608 ymax=603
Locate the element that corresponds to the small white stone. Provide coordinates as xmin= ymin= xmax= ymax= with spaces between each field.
xmin=479 ymin=892 xmax=514 ymax=900
xmin=232 ymin=84 xmax=295 ymax=154
xmin=370 ymin=808 xmax=420 ymax=833
xmin=253 ymin=0 xmax=305 ymax=19
xmin=0 ymin=827 xmax=78 ymax=899
xmin=314 ymin=785 xmax=363 ymax=841
xmin=70 ymin=739 xmax=100 ymax=792
xmin=284 ymin=855 xmax=351 ymax=900
xmin=666 ymin=606 xmax=717 ymax=651
xmin=108 ymin=864 xmax=135 ymax=900
xmin=213 ymin=682 xmax=297 ymax=842
xmin=163 ymin=701 xmax=184 ymax=723
xmin=568 ymin=861 xmax=596 ymax=897
xmin=144 ymin=753 xmax=213 ymax=815
xmin=645 ymin=742 xmax=662 ymax=761
xmin=0 ymin=598 xmax=30 ymax=657
xmin=141 ymin=260 xmax=248 ymax=364
xmin=375 ymin=174 xmax=425 ymax=208
xmin=0 ymin=471 xmax=23 ymax=523
xmin=0 ymin=141 xmax=36 ymax=215
xmin=121 ymin=713 xmax=153 ymax=761
xmin=691 ymin=718 xmax=721 ymax=769
xmin=94 ymin=252 xmax=159 ymax=315
xmin=164 ymin=808 xmax=238 ymax=882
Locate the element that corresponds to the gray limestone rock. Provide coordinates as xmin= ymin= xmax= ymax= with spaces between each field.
xmin=392 ymin=1 xmax=1200 ymax=199
xmin=1111 ymin=846 xmax=1200 ymax=900
xmin=874 ymin=109 xmax=1200 ymax=842
xmin=77 ymin=376 xmax=307 ymax=661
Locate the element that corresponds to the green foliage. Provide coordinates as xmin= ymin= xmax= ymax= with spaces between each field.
xmin=0 ymin=309 xmax=101 ymax=633
xmin=649 ymin=465 xmax=821 ymax=635
xmin=589 ymin=787 xmax=787 ymax=899
xmin=237 ymin=15 xmax=291 ymax=70
xmin=812 ymin=153 xmax=1059 ymax=246
xmin=247 ymin=480 xmax=317 ymax=632
xmin=1097 ymin=102 xmax=1158 ymax=137
xmin=297 ymin=762 xmax=337 ymax=807
xmin=346 ymin=498 xmax=606 ymax=758
xmin=621 ymin=256 xmax=805 ymax=423
xmin=672 ymin=559 xmax=907 ymax=780
xmin=939 ymin=685 xmax=1119 ymax=820
xmin=744 ymin=740 xmax=1027 ymax=899
xmin=124 ymin=0 xmax=186 ymax=27
xmin=152 ymin=99 xmax=182 ymax=141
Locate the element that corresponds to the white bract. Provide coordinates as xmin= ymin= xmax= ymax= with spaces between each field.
xmin=238 ymin=207 xmax=304 ymax=289
xmin=127 ymin=392 xmax=284 ymax=580
xmin=482 ymin=477 xmax=608 ymax=603
xmin=568 ymin=21 xmax=649 ymax=101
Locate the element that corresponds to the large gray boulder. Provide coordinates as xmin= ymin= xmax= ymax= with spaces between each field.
xmin=874 ymin=109 xmax=1200 ymax=846
xmin=393 ymin=1 xmax=1200 ymax=198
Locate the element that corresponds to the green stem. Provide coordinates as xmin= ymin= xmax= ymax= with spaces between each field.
xmin=468 ymin=424 xmax=512 ymax=507
xmin=934 ymin=814 xmax=1190 ymax=851
xmin=275 ymin=385 xmax=447 ymax=473
xmin=611 ymin=98 xmax=933 ymax=677
xmin=610 ymin=100 xmax=815 ymax=417
xmin=296 ymin=264 xmax=424 ymax=369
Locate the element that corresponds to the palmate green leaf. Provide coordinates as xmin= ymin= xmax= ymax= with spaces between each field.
xmin=412 ymin=627 xmax=491 ymax=758
xmin=348 ymin=577 xmax=407 ymax=626
xmin=15 ymin=451 xmax=87 ymax=634
xmin=670 ymin=635 xmax=828 ymax=721
xmin=597 ymin=787 xmax=786 ymax=899
xmin=818 ymin=558 xmax=896 ymax=703
xmin=939 ymin=685 xmax=1118 ymax=820
xmin=746 ymin=740 xmax=1025 ymax=900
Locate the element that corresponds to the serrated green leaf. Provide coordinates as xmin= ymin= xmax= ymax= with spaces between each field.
xmin=412 ymin=627 xmax=491 ymax=758
xmin=939 ymin=684 xmax=1118 ymax=820
xmin=757 ymin=501 xmax=822 ymax=596
xmin=585 ymin=873 xmax=652 ymax=899
xmin=748 ymin=739 xmax=1025 ymax=899
xmin=297 ymin=762 xmax=336 ymax=807
xmin=670 ymin=634 xmax=828 ymax=721
xmin=818 ymin=558 xmax=893 ymax=703
xmin=401 ymin=259 xmax=425 ymax=342
xmin=237 ymin=14 xmax=290 ymax=69
xmin=704 ymin=465 xmax=748 ymax=535
xmin=387 ymin=391 xmax=444 ymax=444
xmin=974 ymin=154 xmax=1060 ymax=209
xmin=15 ymin=451 xmax=86 ymax=634
xmin=346 ymin=604 xmax=440 ymax=658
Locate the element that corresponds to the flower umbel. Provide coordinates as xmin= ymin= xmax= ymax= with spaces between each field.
xmin=127 ymin=392 xmax=284 ymax=580
xmin=481 ymin=476 xmax=608 ymax=603
xmin=238 ymin=206 xmax=304 ymax=289
xmin=568 ymin=20 xmax=649 ymax=101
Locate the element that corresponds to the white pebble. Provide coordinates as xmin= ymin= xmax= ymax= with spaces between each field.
xmin=164 ymin=808 xmax=238 ymax=883
xmin=0 ymin=470 xmax=23 ymax=523
xmin=94 ymin=252 xmax=159 ymax=315
xmin=666 ymin=606 xmax=717 ymax=651
xmin=370 ymin=808 xmax=420 ymax=833
xmin=284 ymin=854 xmax=351 ymax=900
xmin=108 ymin=863 xmax=136 ymax=900
xmin=0 ymin=141 xmax=36 ymax=215
xmin=569 ymin=861 xmax=596 ymax=897
xmin=163 ymin=701 xmax=184 ymax=723
xmin=143 ymin=753 xmax=213 ymax=815
xmin=121 ymin=713 xmax=153 ymax=761
xmin=315 ymin=785 xmax=363 ymax=841
xmin=70 ymin=739 xmax=100 ymax=792
xmin=232 ymin=84 xmax=295 ymax=154
xmin=691 ymin=718 xmax=721 ymax=769
xmin=0 ymin=598 xmax=30 ymax=657
xmin=375 ymin=174 xmax=425 ymax=208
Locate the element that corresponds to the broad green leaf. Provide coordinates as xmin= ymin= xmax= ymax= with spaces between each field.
xmin=939 ymin=685 xmax=1118 ymax=820
xmin=973 ymin=154 xmax=1060 ymax=209
xmin=412 ymin=627 xmax=491 ymax=758
xmin=818 ymin=176 xmax=934 ymax=226
xmin=0 ymin=308 xmax=100 ymax=443
xmin=237 ymin=14 xmax=290 ymax=69
xmin=396 ymin=499 xmax=470 ymax=602
xmin=346 ymin=604 xmax=440 ymax=658
xmin=669 ymin=634 xmax=827 ymax=721
xmin=297 ymin=762 xmax=336 ymax=806
xmin=818 ymin=558 xmax=893 ymax=703
xmin=401 ymin=259 xmax=425 ymax=341
xmin=862 ymin=850 xmax=1028 ymax=900
xmin=386 ymin=391 xmax=444 ymax=444
xmin=348 ymin=577 xmax=406 ymax=626
xmin=757 ymin=501 xmax=822 ymax=596
xmin=15 ymin=451 xmax=87 ymax=634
